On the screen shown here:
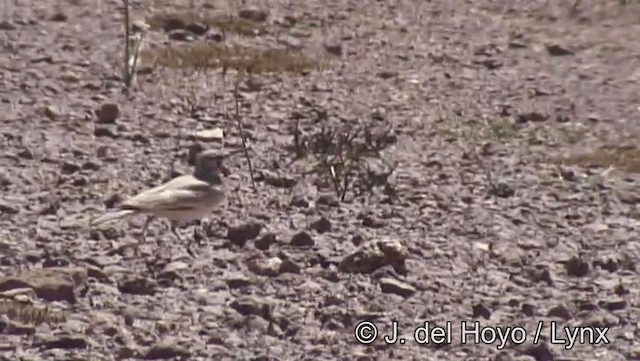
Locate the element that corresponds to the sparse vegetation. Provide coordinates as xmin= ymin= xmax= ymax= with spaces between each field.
xmin=0 ymin=298 xmax=66 ymax=326
xmin=563 ymin=145 xmax=640 ymax=173
xmin=141 ymin=43 xmax=318 ymax=75
xmin=139 ymin=10 xmax=319 ymax=193
xmin=139 ymin=8 xmax=320 ymax=200
xmin=486 ymin=117 xmax=519 ymax=139
xmin=290 ymin=121 xmax=398 ymax=202
xmin=147 ymin=12 xmax=267 ymax=36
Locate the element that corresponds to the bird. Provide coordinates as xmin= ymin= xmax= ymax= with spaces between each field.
xmin=90 ymin=149 xmax=229 ymax=255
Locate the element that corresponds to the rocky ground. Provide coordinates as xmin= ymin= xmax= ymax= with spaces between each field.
xmin=1 ymin=0 xmax=640 ymax=360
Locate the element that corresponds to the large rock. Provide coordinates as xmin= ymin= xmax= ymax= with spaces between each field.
xmin=0 ymin=267 xmax=88 ymax=303
xmin=339 ymin=238 xmax=407 ymax=274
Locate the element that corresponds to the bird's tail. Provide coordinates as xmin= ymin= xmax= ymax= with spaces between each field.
xmin=90 ymin=210 xmax=136 ymax=226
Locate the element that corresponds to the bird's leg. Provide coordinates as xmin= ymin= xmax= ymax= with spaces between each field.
xmin=170 ymin=222 xmax=182 ymax=242
xmin=170 ymin=221 xmax=185 ymax=254
xmin=170 ymin=222 xmax=195 ymax=258
xmin=134 ymin=215 xmax=154 ymax=257
xmin=141 ymin=215 xmax=154 ymax=241
xmin=198 ymin=218 xmax=211 ymax=246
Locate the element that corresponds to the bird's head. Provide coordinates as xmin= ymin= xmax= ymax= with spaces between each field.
xmin=196 ymin=149 xmax=227 ymax=175
xmin=194 ymin=149 xmax=236 ymax=177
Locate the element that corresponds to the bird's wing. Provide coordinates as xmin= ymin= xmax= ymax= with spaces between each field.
xmin=90 ymin=209 xmax=136 ymax=226
xmin=120 ymin=176 xmax=214 ymax=212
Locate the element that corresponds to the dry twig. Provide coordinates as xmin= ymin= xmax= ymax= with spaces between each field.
xmin=121 ymin=0 xmax=145 ymax=88
xmin=233 ymin=82 xmax=258 ymax=194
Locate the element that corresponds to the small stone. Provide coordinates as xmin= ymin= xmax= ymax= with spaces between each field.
xmin=260 ymin=170 xmax=296 ymax=188
xmin=168 ymin=29 xmax=193 ymax=41
xmin=376 ymin=70 xmax=398 ymax=79
xmin=229 ymin=296 xmax=271 ymax=318
xmin=489 ymin=182 xmax=515 ymax=198
xmin=575 ymin=300 xmax=598 ymax=312
xmin=0 ymin=21 xmax=17 ymax=31
xmin=526 ymin=265 xmax=553 ymax=286
xmin=238 ymin=6 xmax=269 ymax=22
xmin=96 ymin=145 xmax=110 ymax=159
xmin=0 ymin=174 xmax=11 ymax=188
xmin=0 ymin=202 xmax=19 ymax=215
xmin=339 ymin=238 xmax=407 ymax=274
xmin=44 ymin=105 xmax=60 ymax=120
xmin=103 ymin=193 xmax=123 ymax=209
xmin=508 ymin=40 xmax=528 ymax=49
xmin=94 ymin=125 xmax=119 ymax=138
xmin=599 ymin=298 xmax=627 ymax=311
xmin=290 ymin=231 xmax=314 ymax=247
xmin=290 ymin=195 xmax=310 ymax=208
xmin=254 ymin=232 xmax=277 ymax=250
xmin=194 ymin=128 xmax=224 ymax=142
xmin=310 ymin=217 xmax=331 ymax=233
xmin=277 ymin=36 xmax=303 ymax=49
xmin=95 ymin=103 xmax=120 ymax=124
xmin=243 ymin=77 xmax=264 ymax=92
xmin=227 ymin=222 xmax=263 ymax=247
xmin=357 ymin=213 xmax=384 ymax=228
xmin=587 ymin=114 xmax=600 ymax=123
xmin=82 ymin=160 xmax=101 ymax=171
xmin=547 ymin=304 xmax=572 ymax=320
xmin=0 ymin=287 xmax=37 ymax=299
xmin=279 ymin=256 xmax=301 ymax=274
xmin=524 ymin=343 xmax=554 ymax=361
xmin=350 ymin=235 xmax=365 ymax=247
xmin=565 ymin=256 xmax=589 ymax=277
xmin=546 ymin=43 xmax=573 ymax=56
xmin=379 ymin=277 xmax=416 ymax=298
xmin=556 ymin=113 xmax=571 ymax=123
xmin=117 ymin=276 xmax=157 ymax=296
xmin=517 ymin=111 xmax=547 ymax=123
xmin=143 ymin=339 xmax=191 ymax=360
xmin=162 ymin=261 xmax=189 ymax=273
xmin=185 ymin=22 xmax=208 ymax=35
xmin=521 ymin=303 xmax=536 ymax=317
xmin=247 ymin=257 xmax=283 ymax=277
xmin=316 ymin=194 xmax=339 ymax=207
xmin=17 ymin=147 xmax=34 ymax=159
xmin=289 ymin=29 xmax=311 ymax=38
xmin=0 ymin=316 xmax=36 ymax=335
xmin=614 ymin=282 xmax=628 ymax=296
xmin=594 ymin=255 xmax=619 ymax=272
xmin=472 ymin=303 xmax=492 ymax=319
xmin=154 ymin=321 xmax=171 ymax=335
xmin=158 ymin=261 xmax=189 ymax=281
xmin=225 ymin=273 xmax=252 ymax=289
xmin=37 ymin=334 xmax=88 ymax=350
xmin=131 ymin=20 xmax=150 ymax=33
xmin=283 ymin=15 xmax=298 ymax=26
xmin=59 ymin=71 xmax=80 ymax=83
xmin=60 ymin=161 xmax=81 ymax=175
xmin=476 ymin=58 xmax=502 ymax=69
xmin=207 ymin=32 xmax=224 ymax=42
xmin=50 ymin=12 xmax=68 ymax=22
xmin=578 ymin=311 xmax=619 ymax=329
xmin=324 ymin=42 xmax=343 ymax=56
xmin=160 ymin=17 xmax=187 ymax=32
